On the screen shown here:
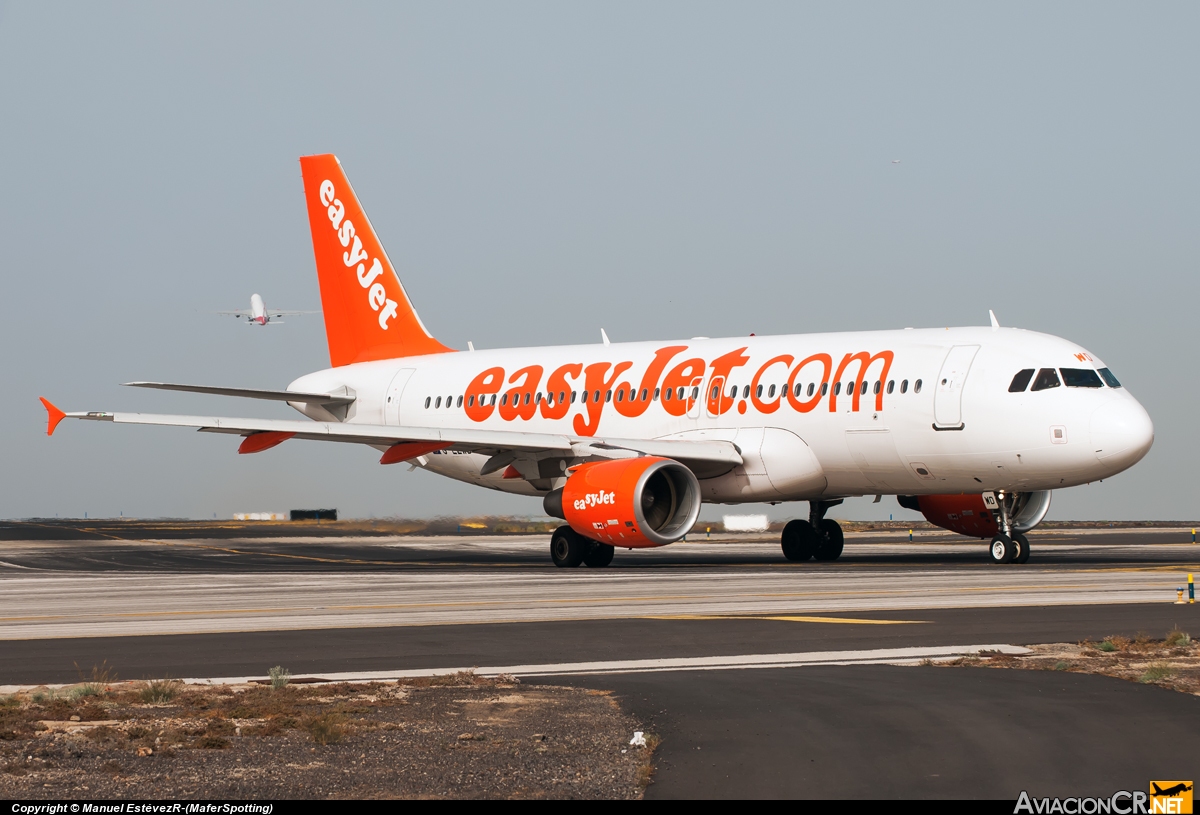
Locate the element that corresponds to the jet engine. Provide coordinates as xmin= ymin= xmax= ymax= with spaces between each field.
xmin=543 ymin=457 xmax=701 ymax=548
xmin=897 ymin=491 xmax=1052 ymax=538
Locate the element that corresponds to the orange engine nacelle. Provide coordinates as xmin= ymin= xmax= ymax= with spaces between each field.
xmin=544 ymin=457 xmax=701 ymax=548
xmin=898 ymin=494 xmax=999 ymax=538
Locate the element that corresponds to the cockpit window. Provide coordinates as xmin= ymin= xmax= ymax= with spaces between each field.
xmin=1008 ymin=369 xmax=1035 ymax=392
xmin=1060 ymin=368 xmax=1103 ymax=388
xmin=1098 ymin=368 xmax=1122 ymax=388
xmin=1030 ymin=368 xmax=1061 ymax=392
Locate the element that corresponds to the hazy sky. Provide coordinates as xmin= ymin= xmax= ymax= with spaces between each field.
xmin=1 ymin=2 xmax=1196 ymax=522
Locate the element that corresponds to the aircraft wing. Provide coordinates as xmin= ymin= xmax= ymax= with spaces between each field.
xmin=40 ymin=401 xmax=742 ymax=477
xmin=123 ymin=382 xmax=354 ymax=406
xmin=269 ymin=310 xmax=320 ymax=317
xmin=216 ymin=310 xmax=252 ymax=317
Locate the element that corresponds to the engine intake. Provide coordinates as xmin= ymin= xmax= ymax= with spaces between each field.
xmin=543 ymin=457 xmax=701 ymax=548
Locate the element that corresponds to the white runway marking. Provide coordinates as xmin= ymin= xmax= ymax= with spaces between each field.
xmin=0 ymin=558 xmax=1188 ymax=639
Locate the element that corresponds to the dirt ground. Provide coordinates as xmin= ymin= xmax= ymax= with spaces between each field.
xmin=938 ymin=628 xmax=1200 ymax=696
xmin=0 ymin=672 xmax=654 ymax=799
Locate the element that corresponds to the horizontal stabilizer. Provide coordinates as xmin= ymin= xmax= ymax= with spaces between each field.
xmin=123 ymin=382 xmax=355 ymax=407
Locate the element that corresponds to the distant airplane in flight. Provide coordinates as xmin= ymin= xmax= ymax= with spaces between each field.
xmin=220 ymin=293 xmax=318 ymax=325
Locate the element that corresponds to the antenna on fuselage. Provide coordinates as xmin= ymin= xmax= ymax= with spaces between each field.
xmin=601 ymin=328 xmax=611 ymax=346
xmin=989 ymin=310 xmax=1000 ymax=329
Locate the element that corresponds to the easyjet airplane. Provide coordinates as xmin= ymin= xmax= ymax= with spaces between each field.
xmin=40 ymin=155 xmax=1155 ymax=567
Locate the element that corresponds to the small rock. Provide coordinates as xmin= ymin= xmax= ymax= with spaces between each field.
xmin=532 ymin=733 xmax=546 ymax=741
xmin=69 ymin=715 xmax=81 ymax=722
xmin=457 ymin=733 xmax=474 ymax=741
xmin=137 ymin=747 xmax=153 ymax=757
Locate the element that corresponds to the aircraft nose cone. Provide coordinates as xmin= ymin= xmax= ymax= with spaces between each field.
xmin=1090 ymin=399 xmax=1154 ymax=471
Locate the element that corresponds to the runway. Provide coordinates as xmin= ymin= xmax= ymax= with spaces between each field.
xmin=0 ymin=530 xmax=1195 ymax=640
xmin=3 ymin=524 xmax=1198 ymax=798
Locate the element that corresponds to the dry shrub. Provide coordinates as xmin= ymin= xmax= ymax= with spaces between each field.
xmin=1165 ymin=629 xmax=1191 ymax=647
xmin=84 ymin=725 xmax=117 ymax=742
xmin=140 ymin=679 xmax=182 ymax=704
xmin=304 ymin=712 xmax=346 ymax=745
xmin=193 ymin=735 xmax=232 ymax=749
xmin=1139 ymin=663 xmax=1174 ymax=684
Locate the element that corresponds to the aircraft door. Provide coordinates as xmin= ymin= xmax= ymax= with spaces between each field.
xmin=706 ymin=376 xmax=726 ymax=419
xmin=933 ymin=345 xmax=979 ymax=429
xmin=384 ymin=368 xmax=415 ymax=425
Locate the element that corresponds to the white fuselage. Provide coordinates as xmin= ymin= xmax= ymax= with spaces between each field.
xmin=249 ymin=293 xmax=268 ymax=325
xmin=288 ymin=326 xmax=1153 ymax=504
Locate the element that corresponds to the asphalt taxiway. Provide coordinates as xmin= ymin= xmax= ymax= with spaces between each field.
xmin=2 ymin=525 xmax=1197 ymax=798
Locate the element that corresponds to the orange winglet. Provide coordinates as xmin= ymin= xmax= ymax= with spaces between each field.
xmin=238 ymin=431 xmax=296 ymax=454
xmin=379 ymin=442 xmax=451 ymax=465
xmin=39 ymin=397 xmax=66 ymax=437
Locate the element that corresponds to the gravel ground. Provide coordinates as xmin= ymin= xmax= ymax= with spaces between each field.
xmin=936 ymin=629 xmax=1200 ymax=695
xmin=0 ymin=673 xmax=654 ymax=799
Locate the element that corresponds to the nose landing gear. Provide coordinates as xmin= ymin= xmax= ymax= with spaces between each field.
xmin=781 ymin=500 xmax=845 ymax=562
xmin=988 ymin=492 xmax=1032 ymax=565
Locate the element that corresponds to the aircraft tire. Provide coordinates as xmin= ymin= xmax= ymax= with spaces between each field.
xmin=551 ymin=526 xmax=587 ymax=568
xmin=583 ymin=542 xmax=615 ymax=568
xmin=988 ymin=534 xmax=1016 ymax=564
xmin=781 ymin=519 xmax=817 ymax=562
xmin=813 ymin=519 xmax=845 ymax=561
xmin=1011 ymin=532 xmax=1031 ymax=564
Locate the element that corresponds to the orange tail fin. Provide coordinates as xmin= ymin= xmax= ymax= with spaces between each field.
xmin=39 ymin=397 xmax=66 ymax=436
xmin=299 ymin=154 xmax=454 ymax=367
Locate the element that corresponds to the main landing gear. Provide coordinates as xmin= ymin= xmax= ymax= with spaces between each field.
xmin=988 ymin=491 xmax=1032 ymax=565
xmin=781 ymin=500 xmax=845 ymax=563
xmin=550 ymin=526 xmax=615 ymax=568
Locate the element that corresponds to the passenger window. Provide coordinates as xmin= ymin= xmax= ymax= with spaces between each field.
xmin=456 ymin=395 xmax=463 ymax=408
xmin=730 ymin=385 xmax=738 ymax=399
xmin=535 ymin=392 xmax=543 ymax=404
xmin=756 ymin=385 xmax=763 ymax=398
xmin=846 ymin=380 xmax=854 ymax=394
xmin=821 ymin=383 xmax=828 ymax=396
xmin=435 ymin=396 xmax=442 ymax=408
xmin=616 ymin=389 xmax=624 ymax=402
xmin=605 ymin=390 xmax=612 ymax=403
xmin=468 ymin=395 xmax=475 ymax=407
xmin=1030 ymin=369 xmax=1061 ymax=392
xmin=900 ymin=379 xmax=908 ymax=393
xmin=1008 ymin=369 xmax=1035 ymax=392
xmin=594 ymin=390 xmax=601 ymax=403
xmin=570 ymin=391 xmax=577 ymax=403
xmin=664 ymin=388 xmax=672 ymax=401
xmin=1098 ymin=368 xmax=1122 ymax=388
xmin=914 ymin=379 xmax=923 ymax=393
xmin=861 ymin=381 xmax=869 ymax=396
xmin=677 ymin=387 xmax=685 ymax=400
xmin=807 ymin=383 xmax=815 ymax=397
xmin=691 ymin=387 xmax=699 ymax=400
xmin=560 ymin=391 xmax=566 ymax=403
xmin=743 ymin=385 xmax=750 ymax=399
xmin=580 ymin=391 xmax=588 ymax=404
xmin=886 ymin=380 xmax=894 ymax=394
xmin=447 ymin=395 xmax=452 ymax=407
xmin=768 ymin=384 xmax=776 ymax=398
xmin=834 ymin=382 xmax=842 ymax=396
xmin=873 ymin=381 xmax=881 ymax=395
xmin=523 ymin=392 xmax=530 ymax=405
xmin=711 ymin=386 xmax=719 ymax=400
xmin=490 ymin=394 xmax=497 ymax=406
xmin=424 ymin=397 xmax=431 ymax=409
xmin=641 ymin=388 xmax=648 ymax=401
xmin=1060 ymin=368 xmax=1103 ymax=388
xmin=654 ymin=388 xmax=660 ymax=401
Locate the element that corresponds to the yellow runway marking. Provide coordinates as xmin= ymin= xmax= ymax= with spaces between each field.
xmin=650 ymin=614 xmax=926 ymax=625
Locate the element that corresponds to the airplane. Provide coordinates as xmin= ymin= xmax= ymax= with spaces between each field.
xmin=39 ymin=154 xmax=1155 ymax=568
xmin=219 ymin=293 xmax=318 ymax=325
xmin=1152 ymin=783 xmax=1192 ymax=797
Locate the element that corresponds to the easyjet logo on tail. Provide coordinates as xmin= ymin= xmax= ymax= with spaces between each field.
xmin=319 ymin=179 xmax=399 ymax=331
xmin=299 ymin=154 xmax=453 ymax=367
